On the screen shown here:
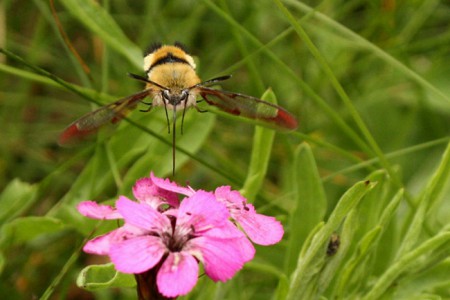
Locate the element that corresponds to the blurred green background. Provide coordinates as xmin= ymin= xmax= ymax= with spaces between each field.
xmin=0 ymin=0 xmax=449 ymax=299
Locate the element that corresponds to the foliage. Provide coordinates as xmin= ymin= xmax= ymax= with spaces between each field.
xmin=0 ymin=0 xmax=449 ymax=299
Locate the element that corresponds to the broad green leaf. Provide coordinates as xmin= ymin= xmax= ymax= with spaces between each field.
xmin=277 ymin=222 xmax=324 ymax=299
xmin=331 ymin=188 xmax=403 ymax=297
xmin=0 ymin=179 xmax=37 ymax=224
xmin=285 ymin=142 xmax=327 ymax=275
xmin=351 ymin=170 xmax=388 ymax=240
xmin=77 ymin=263 xmax=135 ymax=290
xmin=240 ymin=89 xmax=277 ymax=201
xmin=287 ymin=180 xmax=376 ymax=300
xmin=299 ymin=222 xmax=325 ymax=260
xmin=318 ymin=209 xmax=359 ymax=295
xmin=0 ymin=217 xmax=67 ymax=246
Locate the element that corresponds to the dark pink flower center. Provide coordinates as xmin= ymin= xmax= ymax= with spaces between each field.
xmin=159 ymin=215 xmax=195 ymax=253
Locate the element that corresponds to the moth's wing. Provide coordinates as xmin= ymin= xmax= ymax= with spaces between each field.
xmin=59 ymin=89 xmax=153 ymax=146
xmin=197 ymin=86 xmax=298 ymax=130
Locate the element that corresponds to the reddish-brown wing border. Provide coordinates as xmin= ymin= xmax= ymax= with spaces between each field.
xmin=197 ymin=86 xmax=298 ymax=130
xmin=59 ymin=89 xmax=154 ymax=146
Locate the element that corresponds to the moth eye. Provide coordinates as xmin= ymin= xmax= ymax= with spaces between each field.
xmin=162 ymin=90 xmax=170 ymax=99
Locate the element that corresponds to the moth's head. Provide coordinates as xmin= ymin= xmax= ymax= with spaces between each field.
xmin=161 ymin=88 xmax=190 ymax=106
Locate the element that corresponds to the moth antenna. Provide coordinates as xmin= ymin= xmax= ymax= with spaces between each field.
xmin=186 ymin=75 xmax=231 ymax=90
xmin=128 ymin=73 xmax=169 ymax=91
xmin=195 ymin=75 xmax=232 ymax=87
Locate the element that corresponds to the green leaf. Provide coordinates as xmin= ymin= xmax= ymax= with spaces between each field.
xmin=284 ymin=142 xmax=327 ymax=275
xmin=334 ymin=226 xmax=382 ymax=297
xmin=287 ymin=180 xmax=376 ymax=300
xmin=396 ymin=142 xmax=450 ymax=258
xmin=351 ymin=170 xmax=388 ymax=239
xmin=240 ymin=89 xmax=277 ymax=201
xmin=0 ymin=216 xmax=67 ymax=246
xmin=0 ymin=251 xmax=4 ymax=273
xmin=0 ymin=179 xmax=38 ymax=224
xmin=425 ymin=141 xmax=450 ymax=227
xmin=59 ymin=0 xmax=142 ymax=68
xmin=394 ymin=260 xmax=450 ymax=299
xmin=274 ymin=274 xmax=290 ymax=300
xmin=371 ymin=188 xmax=404 ymax=274
xmin=77 ymin=263 xmax=135 ymax=290
xmin=362 ymin=230 xmax=450 ymax=300
xmin=330 ymin=188 xmax=403 ymax=298
xmin=317 ymin=209 xmax=359 ymax=295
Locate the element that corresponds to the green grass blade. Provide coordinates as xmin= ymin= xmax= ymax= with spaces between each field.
xmin=201 ymin=0 xmax=373 ymax=155
xmin=362 ymin=230 xmax=450 ymax=300
xmin=273 ymin=0 xmax=400 ymax=191
xmin=284 ymin=0 xmax=450 ymax=104
xmin=396 ymin=142 xmax=450 ymax=258
xmin=59 ymin=0 xmax=142 ymax=68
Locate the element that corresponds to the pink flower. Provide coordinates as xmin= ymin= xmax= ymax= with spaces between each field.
xmin=215 ymin=186 xmax=284 ymax=245
xmin=77 ymin=173 xmax=284 ymax=298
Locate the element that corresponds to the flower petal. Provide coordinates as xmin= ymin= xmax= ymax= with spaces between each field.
xmin=83 ymin=233 xmax=113 ymax=255
xmin=189 ymin=236 xmax=245 ymax=282
xmin=83 ymin=224 xmax=147 ymax=255
xmin=215 ymin=187 xmax=285 ymax=246
xmin=214 ymin=186 xmax=244 ymax=206
xmin=109 ymin=235 xmax=166 ymax=274
xmin=157 ymin=252 xmax=199 ymax=297
xmin=150 ymin=172 xmax=195 ymax=196
xmin=133 ymin=177 xmax=179 ymax=208
xmin=203 ymin=220 xmax=244 ymax=239
xmin=236 ymin=205 xmax=284 ymax=245
xmin=214 ymin=186 xmax=233 ymax=202
xmin=235 ymin=235 xmax=256 ymax=262
xmin=177 ymin=191 xmax=229 ymax=232
xmin=77 ymin=200 xmax=122 ymax=219
xmin=202 ymin=222 xmax=255 ymax=262
xmin=116 ymin=196 xmax=171 ymax=231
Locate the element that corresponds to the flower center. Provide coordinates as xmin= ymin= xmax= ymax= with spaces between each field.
xmin=160 ymin=215 xmax=194 ymax=252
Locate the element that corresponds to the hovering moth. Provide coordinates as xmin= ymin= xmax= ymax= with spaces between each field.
xmin=59 ymin=43 xmax=298 ymax=174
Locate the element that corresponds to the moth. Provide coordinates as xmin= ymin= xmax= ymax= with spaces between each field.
xmin=59 ymin=43 xmax=298 ymax=174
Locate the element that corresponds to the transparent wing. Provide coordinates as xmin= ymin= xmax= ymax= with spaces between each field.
xmin=59 ymin=89 xmax=153 ymax=146
xmin=197 ymin=86 xmax=298 ymax=130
